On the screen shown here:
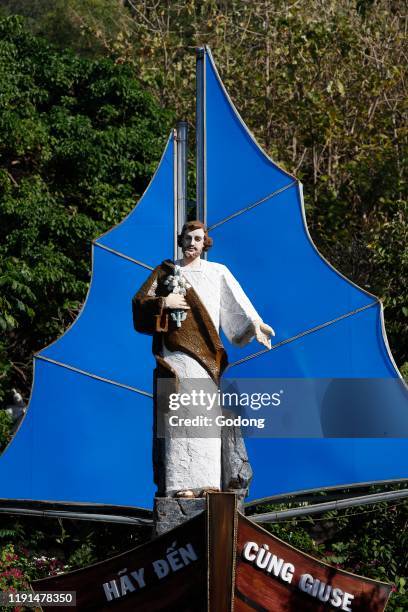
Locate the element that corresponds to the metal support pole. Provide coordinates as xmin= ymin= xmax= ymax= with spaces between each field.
xmin=250 ymin=488 xmax=408 ymax=523
xmin=245 ymin=477 xmax=408 ymax=510
xmin=196 ymin=47 xmax=206 ymax=225
xmin=173 ymin=128 xmax=178 ymax=260
xmin=0 ymin=506 xmax=152 ymax=526
xmin=176 ymin=121 xmax=188 ymax=259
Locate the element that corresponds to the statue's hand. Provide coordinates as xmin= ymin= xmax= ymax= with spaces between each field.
xmin=165 ymin=294 xmax=190 ymax=309
xmin=233 ymin=320 xmax=275 ymax=348
xmin=253 ymin=320 xmax=275 ymax=350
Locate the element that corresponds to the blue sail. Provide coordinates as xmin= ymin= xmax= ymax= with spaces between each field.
xmin=203 ymin=48 xmax=408 ymax=500
xmin=1 ymin=50 xmax=406 ymax=513
xmin=0 ymin=134 xmax=176 ymax=508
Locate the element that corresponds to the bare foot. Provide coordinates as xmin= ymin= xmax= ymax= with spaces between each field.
xmin=175 ymin=490 xmax=195 ymax=498
xmin=199 ymin=487 xmax=221 ymax=497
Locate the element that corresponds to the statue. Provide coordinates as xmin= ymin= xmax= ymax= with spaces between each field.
xmin=132 ymin=221 xmax=274 ymax=501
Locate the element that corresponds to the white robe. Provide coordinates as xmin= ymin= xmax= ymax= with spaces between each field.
xmin=162 ymin=258 xmax=259 ymax=495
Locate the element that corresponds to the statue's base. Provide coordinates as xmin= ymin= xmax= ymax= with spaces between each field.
xmin=153 ymin=490 xmax=247 ymax=536
xmin=153 ymin=497 xmax=206 ymax=536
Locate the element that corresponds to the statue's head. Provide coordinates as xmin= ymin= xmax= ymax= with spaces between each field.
xmin=177 ymin=220 xmax=213 ymax=260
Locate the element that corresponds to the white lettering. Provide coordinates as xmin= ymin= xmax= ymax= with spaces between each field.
xmin=179 ymin=393 xmax=190 ymax=406
xmin=179 ymin=543 xmax=198 ymax=565
xmin=342 ymin=593 xmax=354 ymax=611
xmin=206 ymin=393 xmax=217 ymax=411
xmin=299 ymin=574 xmax=314 ymax=594
xmin=120 ymin=575 xmax=135 ymax=596
xmin=245 ymin=542 xmax=355 ymax=611
xmin=222 ymin=392 xmax=238 ymax=407
xmin=168 ymin=393 xmax=179 ymax=410
xmin=312 ymin=578 xmax=321 ymax=597
xmin=242 ymin=541 xmax=259 ymax=562
xmin=271 ymin=392 xmax=281 ymax=406
xmin=167 ymin=549 xmax=184 ymax=572
xmin=281 ymin=562 xmax=295 ymax=584
xmin=103 ymin=580 xmax=120 ymax=601
xmin=130 ymin=568 xmax=146 ymax=588
xmin=266 ymin=555 xmax=284 ymax=577
xmin=255 ymin=545 xmax=271 ymax=569
xmin=330 ymin=587 xmax=344 ymax=608
xmin=318 ymin=582 xmax=332 ymax=603
xmin=153 ymin=559 xmax=169 ymax=579
xmin=298 ymin=575 xmax=354 ymax=610
xmin=240 ymin=393 xmax=250 ymax=406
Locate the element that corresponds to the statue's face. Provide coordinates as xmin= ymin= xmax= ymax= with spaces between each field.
xmin=181 ymin=228 xmax=205 ymax=259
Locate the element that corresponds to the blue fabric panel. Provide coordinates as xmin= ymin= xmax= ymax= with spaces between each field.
xmin=205 ymin=48 xmax=408 ymax=499
xmin=0 ymin=136 xmax=175 ymax=508
xmin=227 ymin=305 xmax=396 ymax=379
xmin=41 ymin=248 xmax=155 ymax=393
xmin=97 ymin=134 xmax=174 ymax=268
xmin=210 ymin=183 xmax=373 ymax=365
xmin=245 ymin=439 xmax=408 ymax=501
xmin=225 ymin=312 xmax=408 ymax=440
xmin=205 ymin=51 xmax=293 ymax=227
xmin=0 ymin=360 xmax=154 ymax=507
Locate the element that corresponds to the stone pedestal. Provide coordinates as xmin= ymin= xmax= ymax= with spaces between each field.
xmin=153 ymin=497 xmax=206 ymax=536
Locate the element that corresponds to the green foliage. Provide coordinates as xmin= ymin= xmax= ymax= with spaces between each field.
xmin=0 ymin=0 xmax=130 ymax=58
xmin=400 ymin=362 xmax=408 ymax=383
xmin=0 ymin=543 xmax=30 ymax=595
xmin=0 ymin=513 xmax=150 ymax=590
xmin=266 ymin=516 xmax=324 ymax=557
xmin=0 ymin=410 xmax=12 ymax=451
xmin=0 ymin=15 xmax=172 ymax=403
xmin=66 ymin=537 xmax=96 ymax=569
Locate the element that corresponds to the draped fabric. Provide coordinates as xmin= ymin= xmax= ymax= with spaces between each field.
xmin=160 ymin=258 xmax=260 ymax=495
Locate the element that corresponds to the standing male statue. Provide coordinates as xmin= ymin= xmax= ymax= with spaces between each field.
xmin=132 ymin=221 xmax=274 ymax=500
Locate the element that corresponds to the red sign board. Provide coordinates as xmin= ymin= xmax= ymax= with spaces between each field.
xmin=235 ymin=514 xmax=391 ymax=611
xmin=34 ymin=513 xmax=206 ymax=611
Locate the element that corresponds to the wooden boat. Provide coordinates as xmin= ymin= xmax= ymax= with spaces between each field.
xmin=34 ymin=493 xmax=391 ymax=611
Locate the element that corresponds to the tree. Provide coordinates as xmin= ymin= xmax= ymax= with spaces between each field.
xmin=0 ymin=15 xmax=172 ymax=404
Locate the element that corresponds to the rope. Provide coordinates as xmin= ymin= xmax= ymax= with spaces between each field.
xmin=35 ymin=355 xmax=153 ymax=398
xmin=208 ymin=180 xmax=298 ymax=231
xmin=93 ymin=241 xmax=154 ymax=270
xmin=225 ymin=300 xmax=379 ymax=372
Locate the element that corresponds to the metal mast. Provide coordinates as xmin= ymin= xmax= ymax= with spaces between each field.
xmin=196 ymin=47 xmax=206 ymax=225
xmin=175 ymin=121 xmax=188 ymax=259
